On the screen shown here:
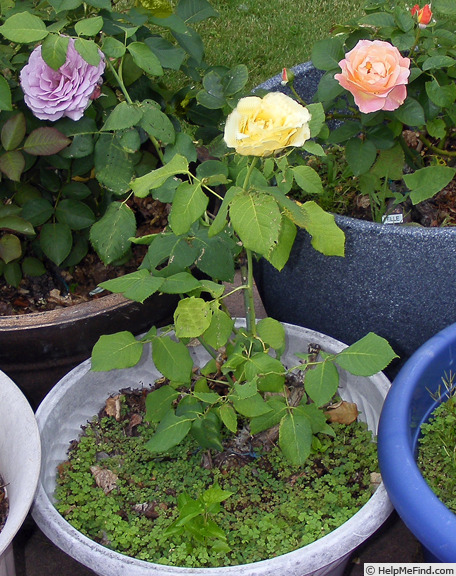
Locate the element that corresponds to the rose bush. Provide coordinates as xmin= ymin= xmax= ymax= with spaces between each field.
xmin=0 ymin=0 xmax=251 ymax=289
xmin=334 ymin=40 xmax=410 ymax=114
xmin=224 ymin=92 xmax=311 ymax=156
xmin=277 ymin=0 xmax=456 ymax=223
xmin=20 ymin=39 xmax=105 ymax=121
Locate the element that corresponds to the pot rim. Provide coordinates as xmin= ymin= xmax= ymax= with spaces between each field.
xmin=32 ymin=321 xmax=393 ymax=575
xmin=378 ymin=321 xmax=456 ymax=561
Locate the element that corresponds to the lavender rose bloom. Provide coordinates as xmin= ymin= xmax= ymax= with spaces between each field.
xmin=20 ymin=39 xmax=105 ymax=122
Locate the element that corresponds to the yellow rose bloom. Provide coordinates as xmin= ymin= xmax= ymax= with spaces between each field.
xmin=224 ymin=92 xmax=312 ymax=157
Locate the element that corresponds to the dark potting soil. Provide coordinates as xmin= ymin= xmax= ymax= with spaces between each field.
xmin=0 ymin=197 xmax=169 ymax=316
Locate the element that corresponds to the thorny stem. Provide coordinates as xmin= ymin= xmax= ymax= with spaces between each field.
xmin=240 ymin=157 xmax=259 ymax=336
xmin=419 ymin=133 xmax=456 ymax=158
xmin=107 ymin=58 xmax=132 ymax=105
xmin=240 ymin=249 xmax=256 ymax=336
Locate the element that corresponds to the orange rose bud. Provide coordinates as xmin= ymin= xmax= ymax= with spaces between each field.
xmin=281 ymin=68 xmax=289 ymax=85
xmin=411 ymin=4 xmax=432 ymax=27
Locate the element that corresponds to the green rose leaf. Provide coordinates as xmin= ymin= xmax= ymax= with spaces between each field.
xmin=131 ymin=154 xmax=189 ymax=197
xmin=232 ymin=392 xmax=272 ymax=418
xmin=127 ymin=42 xmax=163 ymax=76
xmin=279 ymin=411 xmax=313 ymax=466
xmin=257 ymin=317 xmax=286 ymax=351
xmin=404 ymin=165 xmax=456 ymax=204
xmin=48 ymin=0 xmax=83 ymax=11
xmin=40 ymin=222 xmax=72 ymax=265
xmin=174 ymin=297 xmax=212 ymax=338
xmin=219 ymin=403 xmax=237 ymax=433
xmin=100 ymin=270 xmax=165 ymax=303
xmin=102 ymin=37 xmax=126 ymax=59
xmin=0 ymin=76 xmax=12 ymax=112
xmin=140 ymin=102 xmax=175 ymax=145
xmin=0 ymin=234 xmax=21 ymax=264
xmin=74 ymin=37 xmax=101 ymax=66
xmin=144 ymin=36 xmax=185 ymax=70
xmin=203 ymin=309 xmax=234 ymax=349
xmin=75 ymin=16 xmax=104 ymax=37
xmin=0 ymin=151 xmax=26 ymax=181
xmin=345 ymin=138 xmax=377 ymax=176
xmin=41 ymin=34 xmax=69 ymax=70
xmin=193 ymin=231 xmax=236 ymax=282
xmin=0 ymin=12 xmax=48 ymax=43
xmin=297 ymin=200 xmax=345 ymax=257
xmin=85 ymin=0 xmax=111 ymax=8
xmin=0 ymin=215 xmax=35 ymax=236
xmin=433 ymin=0 xmax=456 ymax=14
xmin=249 ymin=397 xmax=287 ymax=434
xmin=266 ymin=215 xmax=297 ymax=272
xmin=161 ymin=272 xmax=202 ymax=294
xmin=1 ymin=113 xmax=26 ymax=151
xmin=371 ymin=144 xmax=405 ymax=181
xmin=94 ymin=133 xmax=135 ymax=194
xmin=191 ymin=414 xmax=223 ymax=451
xmin=90 ymin=201 xmax=136 ymax=265
xmin=422 ymin=55 xmax=456 ymax=71
xmin=145 ymin=385 xmax=180 ymax=423
xmin=229 ymin=190 xmax=281 ymax=256
xmin=22 ymin=256 xmax=46 ymax=277
xmin=101 ymin=102 xmax=143 ymax=131
xmin=304 ymin=361 xmax=340 ymax=407
xmin=176 ymin=0 xmax=219 ymax=23
xmin=152 ymin=335 xmax=193 ymax=383
xmin=208 ymin=186 xmax=240 ymax=238
xmin=425 ymin=79 xmax=456 ymax=108
xmin=55 ymin=199 xmax=96 ymax=231
xmin=292 ymin=165 xmax=324 ymax=195
xmin=173 ymin=28 xmax=204 ymax=65
xmin=168 ymin=182 xmax=208 ymax=235
xmin=3 ymin=261 xmax=22 ymax=287
xmin=23 ymin=128 xmax=71 ymax=156
xmin=21 ymin=199 xmax=54 ymax=227
xmin=145 ymin=411 xmax=193 ymax=453
xmin=311 ymin=37 xmax=344 ymax=71
xmin=336 ymin=333 xmax=398 ymax=376
xmin=91 ymin=331 xmax=144 ymax=371
xmin=245 ymin=353 xmax=286 ymax=392
xmin=393 ymin=97 xmax=425 ymax=127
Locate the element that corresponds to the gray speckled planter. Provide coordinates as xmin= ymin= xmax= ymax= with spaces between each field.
xmin=254 ymin=215 xmax=456 ymax=376
xmin=253 ymin=64 xmax=456 ymax=376
xmin=32 ymin=322 xmax=392 ymax=576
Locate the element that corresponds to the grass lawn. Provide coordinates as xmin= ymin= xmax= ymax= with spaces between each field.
xmin=197 ymin=0 xmax=366 ymax=88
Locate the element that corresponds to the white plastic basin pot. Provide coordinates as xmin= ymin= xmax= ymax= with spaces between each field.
xmin=378 ymin=321 xmax=456 ymax=562
xmin=33 ymin=322 xmax=393 ymax=576
xmin=0 ymin=371 xmax=41 ymax=576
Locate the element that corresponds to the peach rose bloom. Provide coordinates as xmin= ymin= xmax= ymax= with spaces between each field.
xmin=335 ymin=40 xmax=410 ymax=114
xmin=224 ymin=92 xmax=311 ymax=157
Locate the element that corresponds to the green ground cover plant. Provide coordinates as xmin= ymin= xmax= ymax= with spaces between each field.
xmin=55 ymin=389 xmax=379 ymax=567
xmin=418 ymin=376 xmax=456 ymax=512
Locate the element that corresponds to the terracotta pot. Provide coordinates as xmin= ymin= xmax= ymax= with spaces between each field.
xmin=0 ymin=292 xmax=177 ymax=409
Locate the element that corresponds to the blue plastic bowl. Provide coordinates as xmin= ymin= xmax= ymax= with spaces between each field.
xmin=378 ymin=322 xmax=456 ymax=562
